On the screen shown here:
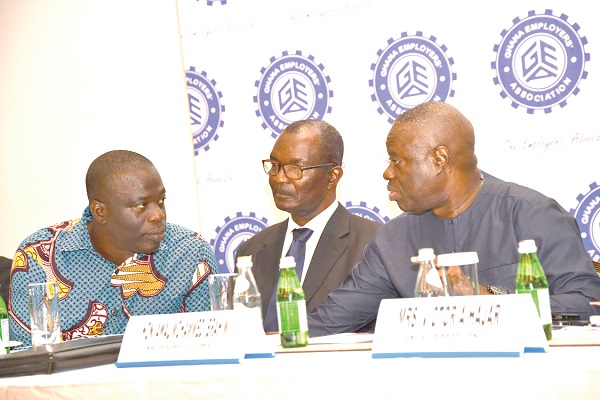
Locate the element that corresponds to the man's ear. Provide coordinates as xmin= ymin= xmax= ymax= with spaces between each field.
xmin=89 ymin=199 xmax=107 ymax=224
xmin=433 ymin=146 xmax=449 ymax=173
xmin=327 ymin=166 xmax=343 ymax=189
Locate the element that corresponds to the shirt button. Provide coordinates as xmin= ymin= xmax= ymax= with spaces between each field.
xmin=111 ymin=309 xmax=118 ymax=316
xmin=448 ymin=220 xmax=453 ymax=224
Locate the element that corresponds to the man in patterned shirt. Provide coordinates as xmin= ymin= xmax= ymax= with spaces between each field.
xmin=9 ymin=150 xmax=217 ymax=347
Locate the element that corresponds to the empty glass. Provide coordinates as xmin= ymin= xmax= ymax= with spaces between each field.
xmin=28 ymin=282 xmax=61 ymax=346
xmin=207 ymin=273 xmax=237 ymax=311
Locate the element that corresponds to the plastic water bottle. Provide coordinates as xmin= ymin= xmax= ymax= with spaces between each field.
xmin=414 ymin=248 xmax=448 ymax=297
xmin=515 ymin=239 xmax=552 ymax=340
xmin=0 ymin=291 xmax=10 ymax=353
xmin=276 ymin=256 xmax=308 ymax=348
xmin=233 ymin=256 xmax=263 ymax=334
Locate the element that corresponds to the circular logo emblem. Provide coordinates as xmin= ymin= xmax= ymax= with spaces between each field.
xmin=492 ymin=10 xmax=589 ymax=114
xmin=345 ymin=201 xmax=390 ymax=225
xmin=210 ymin=212 xmax=269 ymax=272
xmin=570 ymin=182 xmax=600 ymax=261
xmin=254 ymin=51 xmax=333 ymax=138
xmin=370 ymin=33 xmax=456 ymax=124
xmin=185 ymin=66 xmax=224 ymax=153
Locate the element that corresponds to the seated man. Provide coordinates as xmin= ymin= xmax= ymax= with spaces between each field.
xmin=237 ymin=119 xmax=381 ymax=332
xmin=9 ymin=150 xmax=217 ymax=347
xmin=308 ymin=101 xmax=600 ymax=337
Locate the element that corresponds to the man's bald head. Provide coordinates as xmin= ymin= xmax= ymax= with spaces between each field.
xmin=391 ymin=101 xmax=477 ymax=170
xmin=384 ymin=101 xmax=483 ymax=217
xmin=85 ymin=150 xmax=155 ymax=202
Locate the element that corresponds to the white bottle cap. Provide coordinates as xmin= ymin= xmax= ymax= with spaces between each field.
xmin=280 ymin=256 xmax=296 ymax=269
xmin=437 ymin=252 xmax=479 ymax=266
xmin=236 ymin=255 xmax=253 ymax=269
xmin=417 ymin=248 xmax=435 ymax=262
xmin=518 ymin=239 xmax=537 ymax=254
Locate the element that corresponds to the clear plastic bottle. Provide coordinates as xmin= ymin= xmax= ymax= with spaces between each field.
xmin=233 ymin=256 xmax=263 ymax=334
xmin=276 ymin=256 xmax=308 ymax=348
xmin=414 ymin=248 xmax=448 ymax=297
xmin=515 ymin=239 xmax=552 ymax=340
xmin=0 ymin=290 xmax=10 ymax=353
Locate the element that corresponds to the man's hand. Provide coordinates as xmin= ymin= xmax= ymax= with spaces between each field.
xmin=444 ymin=266 xmax=474 ymax=295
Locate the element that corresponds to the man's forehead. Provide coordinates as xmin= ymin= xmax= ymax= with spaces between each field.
xmin=386 ymin=127 xmax=409 ymax=145
xmin=271 ymin=134 xmax=319 ymax=160
xmin=104 ymin=166 xmax=161 ymax=188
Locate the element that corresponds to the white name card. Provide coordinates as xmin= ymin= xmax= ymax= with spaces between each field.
xmin=115 ymin=310 xmax=274 ymax=368
xmin=371 ymin=294 xmax=548 ymax=358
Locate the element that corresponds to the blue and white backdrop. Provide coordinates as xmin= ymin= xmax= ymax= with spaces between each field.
xmin=176 ymin=0 xmax=600 ymax=273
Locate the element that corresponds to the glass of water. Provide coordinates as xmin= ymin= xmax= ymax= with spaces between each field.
xmin=28 ymin=282 xmax=61 ymax=346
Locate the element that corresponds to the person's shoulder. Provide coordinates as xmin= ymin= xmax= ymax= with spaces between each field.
xmin=18 ymin=218 xmax=79 ymax=249
xmin=333 ymin=203 xmax=382 ymax=227
xmin=163 ymin=223 xmax=211 ymax=247
xmin=238 ymin=220 xmax=286 ymax=249
xmin=483 ymin=172 xmax=554 ymax=206
xmin=347 ymin=212 xmax=383 ymax=231
xmin=19 ymin=226 xmax=53 ymax=247
xmin=156 ymin=224 xmax=215 ymax=266
xmin=370 ymin=211 xmax=414 ymax=237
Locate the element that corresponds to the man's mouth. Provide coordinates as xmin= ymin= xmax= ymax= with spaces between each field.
xmin=273 ymin=190 xmax=293 ymax=198
xmin=387 ymin=185 xmax=399 ymax=201
xmin=145 ymin=230 xmax=166 ymax=242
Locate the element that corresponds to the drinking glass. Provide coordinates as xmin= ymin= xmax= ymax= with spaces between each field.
xmin=28 ymin=282 xmax=61 ymax=346
xmin=436 ymin=252 xmax=480 ymax=296
xmin=207 ymin=273 xmax=237 ymax=311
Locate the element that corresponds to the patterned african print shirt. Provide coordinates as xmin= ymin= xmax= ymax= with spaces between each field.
xmin=8 ymin=207 xmax=216 ymax=348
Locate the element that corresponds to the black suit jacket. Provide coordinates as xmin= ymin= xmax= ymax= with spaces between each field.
xmin=236 ymin=203 xmax=382 ymax=317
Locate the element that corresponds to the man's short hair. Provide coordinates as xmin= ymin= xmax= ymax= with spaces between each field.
xmin=85 ymin=150 xmax=153 ymax=201
xmin=284 ymin=119 xmax=344 ymax=166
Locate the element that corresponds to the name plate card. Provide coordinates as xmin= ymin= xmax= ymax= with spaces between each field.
xmin=116 ymin=310 xmax=274 ymax=368
xmin=371 ymin=294 xmax=548 ymax=359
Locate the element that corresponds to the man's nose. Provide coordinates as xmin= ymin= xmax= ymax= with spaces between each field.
xmin=383 ymin=162 xmax=395 ymax=180
xmin=147 ymin=203 xmax=166 ymax=223
xmin=273 ymin=166 xmax=291 ymax=183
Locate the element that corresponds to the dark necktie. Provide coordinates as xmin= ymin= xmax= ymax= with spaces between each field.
xmin=263 ymin=227 xmax=314 ymax=333
xmin=285 ymin=228 xmax=314 ymax=280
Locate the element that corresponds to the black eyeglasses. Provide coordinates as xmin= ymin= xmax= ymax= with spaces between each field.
xmin=262 ymin=160 xmax=336 ymax=180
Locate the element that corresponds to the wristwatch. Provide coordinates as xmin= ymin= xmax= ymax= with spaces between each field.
xmin=486 ymin=285 xmax=509 ymax=295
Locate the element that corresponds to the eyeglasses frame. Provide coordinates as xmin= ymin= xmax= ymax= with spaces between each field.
xmin=262 ymin=159 xmax=337 ymax=180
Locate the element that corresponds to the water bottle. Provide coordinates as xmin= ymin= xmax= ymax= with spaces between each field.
xmin=515 ymin=239 xmax=552 ymax=340
xmin=0 ymin=291 xmax=10 ymax=353
xmin=276 ymin=256 xmax=308 ymax=348
xmin=414 ymin=248 xmax=448 ymax=297
xmin=233 ymin=256 xmax=263 ymax=334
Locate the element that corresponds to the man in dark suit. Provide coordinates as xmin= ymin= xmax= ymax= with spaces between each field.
xmin=237 ymin=119 xmax=381 ymax=332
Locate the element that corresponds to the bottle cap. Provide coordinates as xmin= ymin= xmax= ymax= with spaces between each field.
xmin=417 ymin=248 xmax=435 ymax=262
xmin=437 ymin=252 xmax=479 ymax=266
xmin=280 ymin=256 xmax=296 ymax=269
xmin=518 ymin=239 xmax=537 ymax=254
xmin=236 ymin=255 xmax=253 ymax=269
